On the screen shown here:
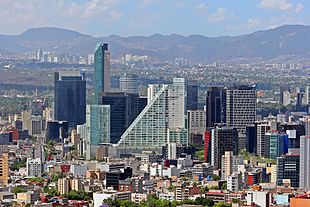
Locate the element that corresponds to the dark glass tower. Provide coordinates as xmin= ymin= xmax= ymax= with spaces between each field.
xmin=102 ymin=92 xmax=146 ymax=144
xmin=206 ymin=87 xmax=226 ymax=128
xmin=94 ymin=43 xmax=110 ymax=104
xmin=54 ymin=71 xmax=86 ymax=129
xmin=45 ymin=121 xmax=68 ymax=143
xmin=187 ymin=80 xmax=198 ymax=110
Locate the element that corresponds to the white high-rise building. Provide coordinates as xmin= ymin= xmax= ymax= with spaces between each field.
xmin=256 ymin=123 xmax=271 ymax=157
xmin=300 ymin=135 xmax=310 ymax=191
xmin=282 ymin=91 xmax=291 ymax=106
xmin=26 ymin=158 xmax=42 ymax=177
xmin=116 ymin=78 xmax=187 ymax=148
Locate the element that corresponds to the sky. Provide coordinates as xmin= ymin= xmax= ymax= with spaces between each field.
xmin=0 ymin=0 xmax=309 ymax=37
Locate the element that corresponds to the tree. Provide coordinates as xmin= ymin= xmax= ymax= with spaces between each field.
xmin=214 ymin=202 xmax=232 ymax=207
xmin=12 ymin=187 xmax=27 ymax=194
xmin=221 ymin=182 xmax=227 ymax=191
xmin=195 ymin=197 xmax=214 ymax=206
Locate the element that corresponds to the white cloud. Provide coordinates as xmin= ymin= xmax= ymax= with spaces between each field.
xmin=247 ymin=18 xmax=262 ymax=29
xmin=295 ymin=3 xmax=304 ymax=13
xmin=0 ymin=0 xmax=125 ymax=35
xmin=259 ymin=0 xmax=293 ymax=11
xmin=259 ymin=0 xmax=304 ymax=13
xmin=208 ymin=8 xmax=229 ymax=23
xmin=195 ymin=3 xmax=208 ymax=15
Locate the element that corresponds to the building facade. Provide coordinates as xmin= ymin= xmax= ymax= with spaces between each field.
xmin=54 ymin=71 xmax=86 ymax=129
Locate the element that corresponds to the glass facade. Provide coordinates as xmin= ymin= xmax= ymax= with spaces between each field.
xmin=276 ymin=154 xmax=299 ymax=187
xmin=86 ymin=105 xmax=110 ymax=160
xmin=102 ymin=92 xmax=146 ymax=144
xmin=54 ymin=71 xmax=86 ymax=129
xmin=117 ymin=81 xmax=187 ymax=147
xmin=94 ymin=43 xmax=110 ymax=104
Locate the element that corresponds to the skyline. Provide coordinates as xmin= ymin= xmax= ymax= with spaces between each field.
xmin=1 ymin=0 xmax=309 ymax=37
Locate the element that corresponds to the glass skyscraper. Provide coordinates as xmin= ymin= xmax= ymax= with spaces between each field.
xmin=86 ymin=105 xmax=110 ymax=160
xmin=116 ymin=78 xmax=187 ymax=148
xmin=54 ymin=71 xmax=86 ymax=129
xmin=94 ymin=43 xmax=111 ymax=104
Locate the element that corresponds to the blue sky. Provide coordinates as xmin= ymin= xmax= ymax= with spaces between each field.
xmin=0 ymin=0 xmax=309 ymax=37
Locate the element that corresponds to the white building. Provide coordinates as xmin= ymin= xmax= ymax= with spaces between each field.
xmin=246 ymin=191 xmax=270 ymax=207
xmin=300 ymin=135 xmax=310 ymax=191
xmin=70 ymin=163 xmax=88 ymax=177
xmin=26 ymin=158 xmax=42 ymax=177
xmin=227 ymin=173 xmax=241 ymax=192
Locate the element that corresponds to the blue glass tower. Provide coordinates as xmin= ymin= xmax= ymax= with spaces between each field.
xmin=54 ymin=71 xmax=86 ymax=129
xmin=94 ymin=43 xmax=110 ymax=104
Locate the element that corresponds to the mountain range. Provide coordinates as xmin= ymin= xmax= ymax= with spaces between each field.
xmin=1 ymin=25 xmax=310 ymax=62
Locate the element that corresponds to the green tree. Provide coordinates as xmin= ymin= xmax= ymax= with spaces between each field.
xmin=12 ymin=187 xmax=27 ymax=194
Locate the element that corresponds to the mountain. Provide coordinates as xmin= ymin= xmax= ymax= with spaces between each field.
xmin=0 ymin=25 xmax=310 ymax=62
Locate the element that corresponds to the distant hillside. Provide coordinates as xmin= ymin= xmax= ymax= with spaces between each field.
xmin=0 ymin=25 xmax=310 ymax=62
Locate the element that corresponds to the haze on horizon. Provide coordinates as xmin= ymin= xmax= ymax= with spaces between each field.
xmin=1 ymin=0 xmax=309 ymax=37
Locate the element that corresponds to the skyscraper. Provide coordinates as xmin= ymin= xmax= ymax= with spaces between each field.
xmin=277 ymin=152 xmax=300 ymax=188
xmin=186 ymin=80 xmax=198 ymax=110
xmin=116 ymin=78 xmax=187 ymax=148
xmin=226 ymin=85 xmax=256 ymax=150
xmin=86 ymin=105 xmax=110 ymax=160
xmin=206 ymin=87 xmax=226 ymax=128
xmin=305 ymin=86 xmax=310 ymax=105
xmin=211 ymin=125 xmax=238 ymax=169
xmin=102 ymin=92 xmax=146 ymax=144
xmin=256 ymin=122 xmax=271 ymax=157
xmin=54 ymin=71 xmax=86 ymax=129
xmin=300 ymin=135 xmax=310 ymax=191
xmin=94 ymin=43 xmax=111 ymax=104
xmin=45 ymin=121 xmax=68 ymax=143
xmin=120 ymin=73 xmax=138 ymax=94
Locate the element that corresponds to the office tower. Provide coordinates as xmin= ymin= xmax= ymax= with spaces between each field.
xmin=26 ymin=158 xmax=42 ymax=177
xmin=226 ymin=85 xmax=256 ymax=150
xmin=211 ymin=125 xmax=238 ymax=169
xmin=279 ymin=123 xmax=305 ymax=148
xmin=120 ymin=73 xmax=138 ymax=94
xmin=300 ymin=135 xmax=310 ymax=191
xmin=246 ymin=125 xmax=256 ymax=154
xmin=86 ymin=105 xmax=110 ymax=160
xmin=296 ymin=92 xmax=303 ymax=107
xmin=305 ymin=116 xmax=310 ymax=135
xmin=36 ymin=49 xmax=43 ymax=61
xmin=94 ymin=43 xmax=111 ymax=104
xmin=22 ymin=110 xmax=46 ymax=136
xmin=187 ymin=109 xmax=206 ymax=144
xmin=206 ymin=87 xmax=226 ymax=128
xmin=305 ymin=86 xmax=310 ymax=105
xmin=102 ymin=92 xmax=145 ymax=144
xmin=77 ymin=124 xmax=87 ymax=155
xmin=187 ymin=80 xmax=198 ymax=110
xmin=276 ymin=152 xmax=300 ymax=188
xmin=45 ymin=121 xmax=68 ymax=143
xmin=0 ymin=153 xmax=8 ymax=185
xmin=256 ymin=123 xmax=271 ymax=157
xmin=266 ymin=132 xmax=289 ymax=159
xmin=116 ymin=78 xmax=187 ymax=148
xmin=54 ymin=71 xmax=86 ymax=129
